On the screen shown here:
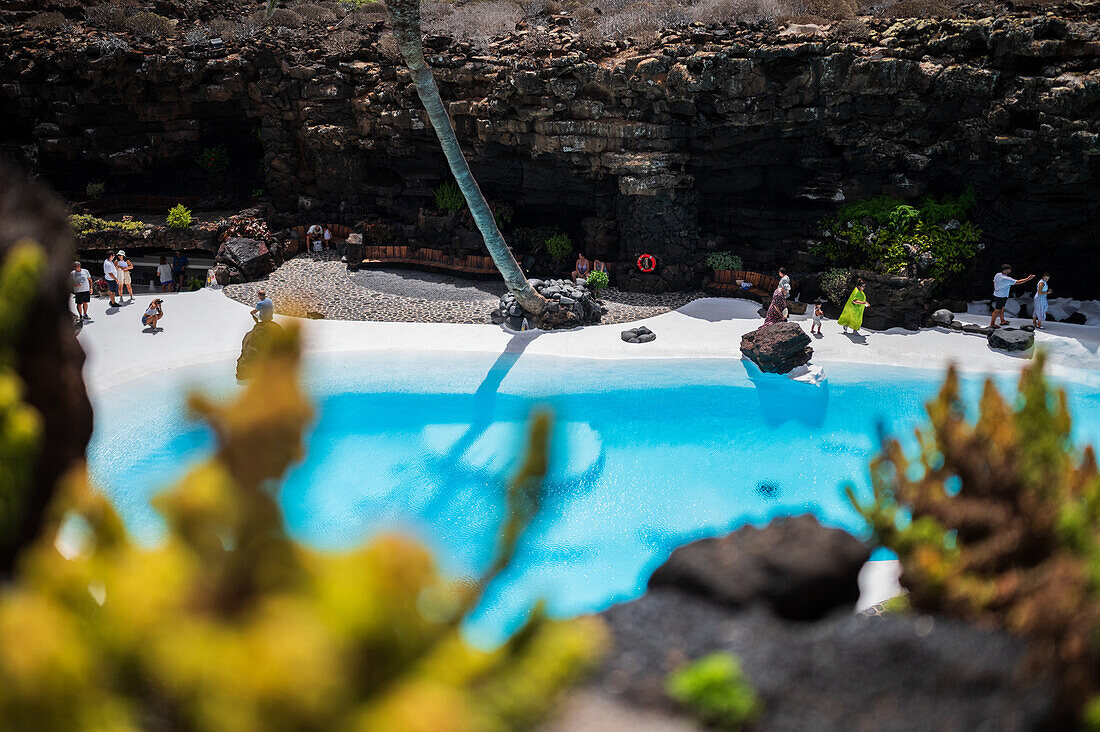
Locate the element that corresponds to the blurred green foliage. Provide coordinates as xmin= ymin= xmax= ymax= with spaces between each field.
xmin=0 ymin=241 xmax=46 ymax=568
xmin=545 ymin=233 xmax=572 ymax=263
xmin=849 ymin=353 xmax=1100 ymax=725
xmin=68 ymin=214 xmax=146 ymax=236
xmin=813 ymin=189 xmax=981 ymax=280
xmin=666 ymin=652 xmax=763 ymax=730
xmin=84 ymin=182 xmax=105 ymax=199
xmin=0 ymin=322 xmax=606 ymax=730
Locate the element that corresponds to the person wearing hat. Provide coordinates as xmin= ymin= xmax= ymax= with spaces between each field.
xmin=142 ymin=298 xmax=164 ymax=331
xmin=990 ymin=264 xmax=1035 ymax=328
xmin=116 ymin=250 xmax=134 ymax=302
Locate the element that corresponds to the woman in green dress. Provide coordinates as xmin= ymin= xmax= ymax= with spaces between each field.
xmin=838 ymin=278 xmax=869 ymax=334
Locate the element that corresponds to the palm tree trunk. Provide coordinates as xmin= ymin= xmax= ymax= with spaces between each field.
xmin=385 ymin=0 xmax=547 ymax=316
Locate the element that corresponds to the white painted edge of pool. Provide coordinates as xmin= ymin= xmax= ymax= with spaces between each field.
xmin=76 ymin=287 xmax=1100 ymax=613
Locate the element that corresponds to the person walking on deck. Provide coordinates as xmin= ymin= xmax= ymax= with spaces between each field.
xmin=1033 ymin=273 xmax=1051 ymax=329
xmin=838 ymin=279 xmax=869 ymax=334
xmin=990 ymin=265 xmax=1034 ymax=328
xmin=763 ymin=283 xmax=790 ymax=326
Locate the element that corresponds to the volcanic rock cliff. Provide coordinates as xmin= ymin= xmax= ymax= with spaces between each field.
xmin=2 ymin=13 xmax=1098 ymax=294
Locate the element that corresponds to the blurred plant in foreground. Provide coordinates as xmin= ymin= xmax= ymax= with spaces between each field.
xmin=849 ymin=353 xmax=1100 ymax=725
xmin=0 ymin=323 xmax=606 ymax=731
xmin=666 ymin=653 xmax=762 ymax=730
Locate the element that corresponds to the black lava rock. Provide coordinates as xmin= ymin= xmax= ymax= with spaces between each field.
xmin=740 ymin=322 xmax=813 ymax=374
xmin=988 ymin=328 xmax=1034 ymax=352
xmin=621 ymin=326 xmax=655 ymax=343
xmin=216 ymin=237 xmax=274 ymax=281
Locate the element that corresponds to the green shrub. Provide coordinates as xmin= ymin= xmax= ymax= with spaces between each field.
xmin=706 ymin=251 xmax=743 ymax=272
xmin=167 ymin=204 xmax=193 ymax=229
xmin=812 ymin=189 xmax=981 ymax=281
xmin=586 ymin=269 xmax=609 ymax=294
xmin=819 ymin=268 xmax=852 ymax=306
xmin=513 ymin=226 xmax=555 ymax=253
xmin=185 ymin=277 xmax=206 ymax=291
xmin=545 ymin=233 xmax=573 ymax=262
xmin=84 ymin=182 xmax=106 ymax=199
xmin=127 ymin=11 xmax=173 ymax=39
xmin=68 ymin=214 xmax=146 ymax=236
xmin=433 ymin=181 xmax=465 ymax=214
xmin=196 ymin=145 xmax=230 ymax=174
xmin=667 ymin=653 xmax=763 ymax=730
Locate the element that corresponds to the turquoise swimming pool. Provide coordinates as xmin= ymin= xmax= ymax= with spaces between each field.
xmin=87 ymin=351 xmax=1100 ymax=644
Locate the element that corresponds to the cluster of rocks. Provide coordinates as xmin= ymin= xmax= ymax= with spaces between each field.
xmin=491 ymin=278 xmax=604 ymax=330
xmin=740 ymin=322 xmax=813 ymax=374
xmin=929 ymin=308 xmax=1036 ymax=352
xmin=566 ymin=515 xmax=1054 ymax=729
xmin=5 ymin=15 xmax=1099 ymax=296
xmin=620 ymin=325 xmax=656 ymax=343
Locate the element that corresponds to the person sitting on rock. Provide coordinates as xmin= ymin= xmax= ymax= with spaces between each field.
xmin=592 ymin=259 xmax=609 ymax=278
xmin=142 ymin=298 xmax=164 ymax=331
xmin=250 ymin=289 xmax=274 ymax=324
xmin=763 ymin=283 xmax=790 ymax=327
xmin=307 ymin=224 xmax=324 ymax=254
xmin=572 ymin=253 xmax=590 ymax=282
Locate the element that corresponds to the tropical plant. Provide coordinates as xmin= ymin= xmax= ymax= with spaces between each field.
xmin=68 ymin=214 xmax=146 ymax=236
xmin=433 ymin=181 xmax=464 ymax=213
xmin=84 ymin=182 xmax=105 ymax=199
xmin=196 ymin=145 xmax=230 ymax=175
xmin=666 ymin=653 xmax=763 ymax=730
xmin=586 ymin=270 xmax=609 ymax=295
xmin=545 ymin=233 xmax=572 ymax=263
xmin=848 ymin=354 xmax=1100 ymax=725
xmin=819 ymin=268 xmax=851 ymax=306
xmin=167 ymin=204 xmax=193 ymax=229
xmin=813 ymin=189 xmax=981 ymax=281
xmin=0 ymin=323 xmax=607 ymax=729
xmin=706 ymin=251 xmax=743 ymax=272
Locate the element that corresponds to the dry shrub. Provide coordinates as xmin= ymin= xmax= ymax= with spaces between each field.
xmin=262 ymin=8 xmax=304 ymax=27
xmin=295 ymin=3 xmax=338 ymax=24
xmin=183 ymin=23 xmax=211 ymax=44
xmin=26 ymin=11 xmax=72 ymax=31
xmin=377 ymin=30 xmax=401 ymax=59
xmin=84 ymin=3 xmax=126 ymax=29
xmin=209 ymin=15 xmax=235 ymax=34
xmin=582 ymin=1 xmax=690 ymax=44
xmin=831 ymin=16 xmax=872 ymax=38
xmin=323 ymin=29 xmax=361 ymax=52
xmin=425 ymin=0 xmax=521 ymax=48
xmin=689 ymin=0 xmax=780 ymax=24
xmin=879 ymin=0 xmax=949 ymax=15
xmin=779 ymin=0 xmax=854 ymax=19
xmin=127 ymin=11 xmax=173 ymax=39
xmin=519 ymin=0 xmax=548 ymax=15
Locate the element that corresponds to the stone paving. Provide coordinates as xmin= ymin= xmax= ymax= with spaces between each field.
xmin=222 ymin=253 xmax=706 ymax=325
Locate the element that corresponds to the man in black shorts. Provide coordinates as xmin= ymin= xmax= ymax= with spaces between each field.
xmin=70 ymin=260 xmax=92 ymax=320
xmin=990 ymin=264 xmax=1034 ymax=328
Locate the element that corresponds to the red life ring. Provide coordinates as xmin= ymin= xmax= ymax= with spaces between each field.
xmin=637 ymin=253 xmax=656 ymax=272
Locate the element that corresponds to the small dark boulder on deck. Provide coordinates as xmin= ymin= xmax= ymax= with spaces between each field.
xmin=216 ymin=236 xmax=274 ymax=281
xmin=929 ymin=308 xmax=954 ymax=326
xmin=740 ymin=322 xmax=812 ymax=374
xmin=236 ymin=320 xmax=285 ymax=380
xmin=621 ymin=326 xmax=655 ymax=343
xmin=988 ymin=328 xmax=1034 ymax=352
xmin=649 ymin=515 xmax=870 ymax=620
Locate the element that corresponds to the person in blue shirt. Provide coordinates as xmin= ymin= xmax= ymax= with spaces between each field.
xmin=250 ymin=289 xmax=275 ymax=323
xmin=171 ymin=252 xmax=189 ymax=289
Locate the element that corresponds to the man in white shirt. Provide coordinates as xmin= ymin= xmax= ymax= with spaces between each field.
xmin=990 ymin=264 xmax=1034 ymax=328
xmin=70 ymin=261 xmax=92 ymax=320
xmin=103 ymin=252 xmax=119 ymax=307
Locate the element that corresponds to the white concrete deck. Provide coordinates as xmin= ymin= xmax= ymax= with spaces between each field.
xmin=75 ymin=287 xmax=1100 ymax=613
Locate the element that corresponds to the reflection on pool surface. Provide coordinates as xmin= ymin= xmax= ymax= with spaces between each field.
xmin=87 ymin=351 xmax=1100 ymax=643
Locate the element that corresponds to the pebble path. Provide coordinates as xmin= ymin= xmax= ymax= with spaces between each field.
xmin=222 ymin=253 xmax=707 ymax=325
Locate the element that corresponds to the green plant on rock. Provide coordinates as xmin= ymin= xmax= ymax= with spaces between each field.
xmin=167 ymin=204 xmax=193 ymax=229
xmin=68 ymin=214 xmax=146 ymax=236
xmin=666 ymin=653 xmax=763 ymax=730
xmin=0 ymin=324 xmax=607 ymax=730
xmin=84 ymin=182 xmax=105 ymax=199
xmin=848 ymin=353 xmax=1100 ymax=725
xmin=812 ymin=189 xmax=981 ymax=281
xmin=586 ymin=270 xmax=609 ymax=295
xmin=433 ymin=181 xmax=465 ymax=214
xmin=818 ymin=268 xmax=852 ymax=306
xmin=705 ymin=251 xmax=743 ymax=272
xmin=545 ymin=233 xmax=573 ymax=263
xmin=196 ymin=145 xmax=230 ymax=175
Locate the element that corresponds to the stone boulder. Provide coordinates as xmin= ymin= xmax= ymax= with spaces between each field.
xmin=497 ymin=278 xmax=603 ymax=330
xmin=740 ymin=322 xmax=812 ymax=374
xmin=621 ymin=326 xmax=655 ymax=343
xmin=929 ymin=308 xmax=954 ymax=326
xmin=236 ymin=320 xmax=285 ymax=380
xmin=649 ymin=515 xmax=870 ymax=620
xmin=855 ymin=269 xmax=936 ymax=331
xmin=988 ymin=328 xmax=1034 ymax=352
xmin=216 ymin=237 xmax=274 ymax=281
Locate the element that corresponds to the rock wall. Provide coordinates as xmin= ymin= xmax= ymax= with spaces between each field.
xmin=2 ymin=14 xmax=1098 ymax=295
